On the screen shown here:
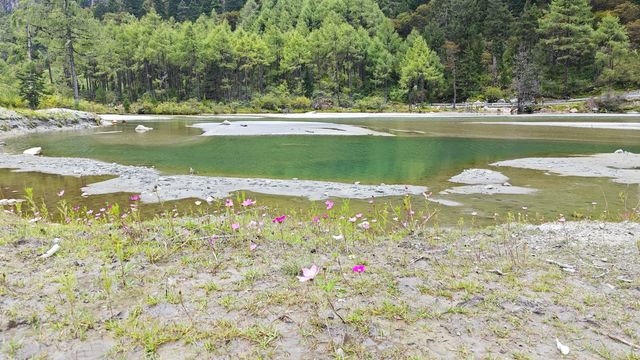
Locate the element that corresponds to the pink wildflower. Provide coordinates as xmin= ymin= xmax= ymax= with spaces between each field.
xmin=352 ymin=265 xmax=366 ymax=273
xmin=272 ymin=215 xmax=287 ymax=223
xmin=225 ymin=199 xmax=234 ymax=207
xmin=242 ymin=199 xmax=256 ymax=207
xmin=325 ymin=200 xmax=334 ymax=210
xmin=57 ymin=190 xmax=65 ymax=197
xmin=297 ymin=264 xmax=320 ymax=282
xmin=231 ymin=222 xmax=240 ymax=231
xmin=129 ymin=194 xmax=140 ymax=201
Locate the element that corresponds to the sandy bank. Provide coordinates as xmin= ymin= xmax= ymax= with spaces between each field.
xmin=191 ymin=121 xmax=392 ymax=136
xmin=101 ymin=112 xmax=640 ymax=122
xmin=473 ymin=121 xmax=640 ymax=130
xmin=493 ymin=152 xmax=640 ymax=185
xmin=0 ymin=154 xmax=427 ymax=202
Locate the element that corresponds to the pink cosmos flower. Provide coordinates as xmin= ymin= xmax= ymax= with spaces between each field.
xmin=57 ymin=190 xmax=65 ymax=197
xmin=559 ymin=216 xmax=566 ymax=223
xmin=242 ymin=199 xmax=256 ymax=207
xmin=86 ymin=210 xmax=93 ymax=215
xmin=359 ymin=221 xmax=370 ymax=230
xmin=100 ymin=208 xmax=106 ymax=212
xmin=312 ymin=216 xmax=320 ymax=224
xmin=250 ymin=242 xmax=258 ymax=251
xmin=272 ymin=215 xmax=287 ymax=224
xmin=231 ymin=222 xmax=240 ymax=231
xmin=72 ymin=205 xmax=80 ymax=211
xmin=349 ymin=217 xmax=357 ymax=223
xmin=325 ymin=200 xmax=334 ymax=210
xmin=129 ymin=194 xmax=140 ymax=201
xmin=352 ymin=265 xmax=366 ymax=273
xmin=356 ymin=213 xmax=363 ymax=218
xmin=225 ymin=199 xmax=234 ymax=207
xmin=297 ymin=264 xmax=320 ymax=282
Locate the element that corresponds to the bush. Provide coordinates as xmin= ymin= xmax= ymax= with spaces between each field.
xmin=356 ymin=96 xmax=387 ymax=112
xmin=484 ymin=87 xmax=503 ymax=103
xmin=289 ymin=96 xmax=311 ymax=110
xmin=590 ymin=92 xmax=625 ymax=112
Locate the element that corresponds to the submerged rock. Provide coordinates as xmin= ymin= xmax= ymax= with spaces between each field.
xmin=23 ymin=147 xmax=42 ymax=156
xmin=135 ymin=125 xmax=153 ymax=133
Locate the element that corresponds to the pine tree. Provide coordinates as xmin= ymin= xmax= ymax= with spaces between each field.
xmin=538 ymin=0 xmax=595 ymax=96
xmin=399 ymin=31 xmax=443 ymax=104
xmin=17 ymin=61 xmax=45 ymax=109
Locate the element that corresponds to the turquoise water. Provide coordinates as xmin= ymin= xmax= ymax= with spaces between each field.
xmin=2 ymin=115 xmax=640 ymax=223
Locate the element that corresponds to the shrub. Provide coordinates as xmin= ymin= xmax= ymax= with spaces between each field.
xmin=356 ymin=96 xmax=387 ymax=112
xmin=590 ymin=91 xmax=625 ymax=112
xmin=484 ymin=87 xmax=503 ymax=103
xmin=289 ymin=96 xmax=311 ymax=110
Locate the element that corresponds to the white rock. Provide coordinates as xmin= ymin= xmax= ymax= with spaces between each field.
xmin=221 ymin=120 xmax=232 ymax=125
xmin=569 ymin=108 xmax=578 ymax=113
xmin=40 ymin=243 xmax=61 ymax=259
xmin=614 ymin=149 xmax=625 ymax=154
xmin=556 ymin=338 xmax=570 ymax=355
xmin=23 ymin=147 xmax=42 ymax=156
xmin=135 ymin=125 xmax=153 ymax=133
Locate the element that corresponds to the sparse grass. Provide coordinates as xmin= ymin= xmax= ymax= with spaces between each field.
xmin=0 ymin=194 xmax=638 ymax=358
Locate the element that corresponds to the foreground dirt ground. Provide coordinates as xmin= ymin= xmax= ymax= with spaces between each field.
xmin=1 ymin=212 xmax=639 ymax=359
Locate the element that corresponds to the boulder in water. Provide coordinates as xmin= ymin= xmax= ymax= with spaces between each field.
xmin=135 ymin=125 xmax=153 ymax=133
xmin=23 ymin=147 xmax=42 ymax=155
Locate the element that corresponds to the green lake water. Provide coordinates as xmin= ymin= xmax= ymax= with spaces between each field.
xmin=2 ymin=115 xmax=640 ymax=224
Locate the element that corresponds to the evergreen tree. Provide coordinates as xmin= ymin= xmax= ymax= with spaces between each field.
xmin=399 ymin=31 xmax=443 ymax=103
xmin=17 ymin=61 xmax=45 ymax=109
xmin=538 ymin=0 xmax=595 ymax=96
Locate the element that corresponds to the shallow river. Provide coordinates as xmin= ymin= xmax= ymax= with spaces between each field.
xmin=2 ymin=115 xmax=640 ymax=224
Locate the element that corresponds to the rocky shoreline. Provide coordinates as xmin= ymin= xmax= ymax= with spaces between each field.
xmin=0 ymin=107 xmax=103 ymax=140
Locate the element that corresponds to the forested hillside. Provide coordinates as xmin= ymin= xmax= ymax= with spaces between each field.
xmin=1 ymin=0 xmax=639 ymax=112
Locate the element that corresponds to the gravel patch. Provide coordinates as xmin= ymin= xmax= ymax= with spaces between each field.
xmin=0 ymin=154 xmax=428 ymax=202
xmin=493 ymin=152 xmax=640 ymax=184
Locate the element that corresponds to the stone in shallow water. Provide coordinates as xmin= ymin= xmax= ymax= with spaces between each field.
xmin=448 ymin=168 xmax=509 ymax=185
xmin=23 ymin=147 xmax=42 ymax=155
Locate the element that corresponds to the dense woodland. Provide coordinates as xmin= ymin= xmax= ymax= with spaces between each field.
xmin=1 ymin=0 xmax=639 ymax=112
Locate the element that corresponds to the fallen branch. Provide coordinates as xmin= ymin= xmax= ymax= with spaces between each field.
xmin=545 ymin=259 xmax=576 ymax=273
xmin=488 ymin=269 xmax=505 ymax=276
xmin=593 ymin=328 xmax=640 ymax=350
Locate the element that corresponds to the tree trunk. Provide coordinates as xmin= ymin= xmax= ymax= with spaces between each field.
xmin=26 ymin=23 xmax=32 ymax=61
xmin=452 ymin=65 xmax=457 ymax=109
xmin=64 ymin=0 xmax=79 ymax=107
xmin=67 ymin=32 xmax=79 ymax=107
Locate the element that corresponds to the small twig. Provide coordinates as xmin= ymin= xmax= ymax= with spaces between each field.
xmin=178 ymin=290 xmax=194 ymax=326
xmin=545 ymin=259 xmax=576 ymax=273
xmin=593 ymin=267 xmax=609 ymax=279
xmin=488 ymin=269 xmax=505 ymax=276
xmin=592 ymin=328 xmax=640 ymax=350
xmin=326 ymin=297 xmax=346 ymax=324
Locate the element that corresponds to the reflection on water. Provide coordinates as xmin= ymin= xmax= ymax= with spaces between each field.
xmin=1 ymin=115 xmax=640 ymax=225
